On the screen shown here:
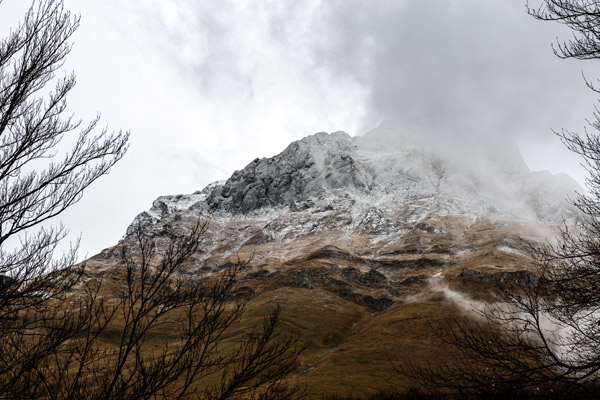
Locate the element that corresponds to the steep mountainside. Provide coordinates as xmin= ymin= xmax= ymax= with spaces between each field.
xmin=87 ymin=122 xmax=581 ymax=397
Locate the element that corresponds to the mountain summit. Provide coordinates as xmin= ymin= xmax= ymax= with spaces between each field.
xmin=128 ymin=122 xmax=579 ymax=236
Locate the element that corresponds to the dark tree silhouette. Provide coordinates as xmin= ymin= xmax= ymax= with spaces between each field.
xmin=7 ymin=223 xmax=301 ymax=400
xmin=528 ymin=0 xmax=600 ymax=60
xmin=0 ymin=0 xmax=128 ymax=396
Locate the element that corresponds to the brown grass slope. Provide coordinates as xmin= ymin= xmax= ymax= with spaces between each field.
xmin=79 ymin=216 xmax=554 ymax=398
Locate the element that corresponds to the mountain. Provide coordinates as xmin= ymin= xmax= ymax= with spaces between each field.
xmin=122 ymin=121 xmax=579 ymax=268
xmin=89 ymin=122 xmax=581 ymax=397
xmin=130 ymin=121 xmax=578 ymax=226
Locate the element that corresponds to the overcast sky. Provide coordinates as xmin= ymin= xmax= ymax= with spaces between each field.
xmin=0 ymin=0 xmax=598 ymax=258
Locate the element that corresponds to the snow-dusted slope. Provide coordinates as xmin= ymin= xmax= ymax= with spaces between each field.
xmin=127 ymin=122 xmax=580 ymax=237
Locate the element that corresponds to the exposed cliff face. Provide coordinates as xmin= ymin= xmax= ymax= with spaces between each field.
xmin=205 ymin=132 xmax=372 ymax=214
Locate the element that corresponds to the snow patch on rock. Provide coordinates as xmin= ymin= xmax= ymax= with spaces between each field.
xmin=125 ymin=182 xmax=225 ymax=236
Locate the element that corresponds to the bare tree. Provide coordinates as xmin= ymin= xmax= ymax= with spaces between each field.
xmin=3 ymin=223 xmax=301 ymax=400
xmin=0 ymin=0 xmax=128 ymax=396
xmin=395 ymin=272 xmax=599 ymax=398
xmin=528 ymin=0 xmax=600 ymax=61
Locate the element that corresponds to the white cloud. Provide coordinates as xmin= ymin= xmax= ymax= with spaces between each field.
xmin=0 ymin=0 xmax=593 ymax=257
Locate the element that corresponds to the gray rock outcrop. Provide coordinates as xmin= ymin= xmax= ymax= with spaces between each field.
xmin=207 ymin=131 xmax=373 ymax=214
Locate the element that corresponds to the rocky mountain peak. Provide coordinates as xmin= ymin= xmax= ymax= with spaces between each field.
xmin=126 ymin=123 xmax=582 ymax=237
xmin=206 ymin=131 xmax=372 ymax=214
